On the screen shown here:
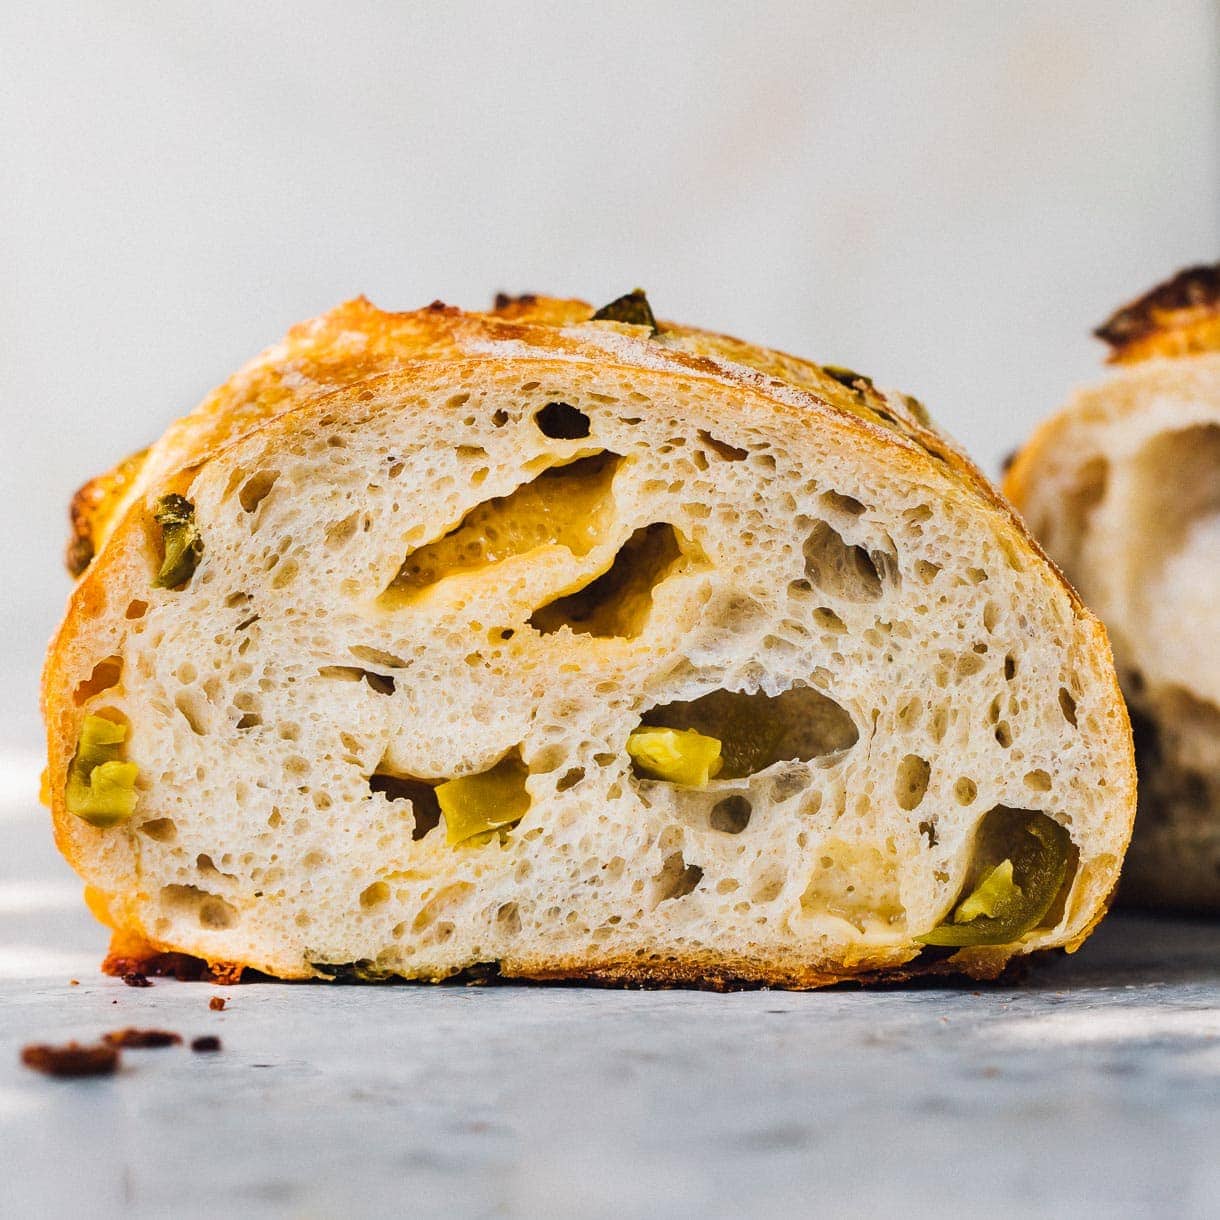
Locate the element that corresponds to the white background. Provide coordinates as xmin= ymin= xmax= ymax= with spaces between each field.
xmin=2 ymin=2 xmax=1217 ymax=755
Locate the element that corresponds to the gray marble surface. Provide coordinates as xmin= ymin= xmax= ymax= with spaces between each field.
xmin=3 ymin=754 xmax=1219 ymax=1219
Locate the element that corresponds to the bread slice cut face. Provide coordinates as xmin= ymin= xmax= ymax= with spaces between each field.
xmin=1006 ymin=265 xmax=1220 ymax=911
xmin=44 ymin=294 xmax=1134 ymax=986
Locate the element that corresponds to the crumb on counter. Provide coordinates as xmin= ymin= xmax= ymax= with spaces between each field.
xmin=21 ymin=1041 xmax=119 ymax=1077
xmin=102 ymin=1028 xmax=182 ymax=1049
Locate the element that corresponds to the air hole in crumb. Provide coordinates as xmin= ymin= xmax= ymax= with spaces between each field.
xmin=654 ymin=852 xmax=703 ymax=903
xmin=895 ymin=754 xmax=931 ymax=811
xmin=360 ymin=881 xmax=390 ymax=909
xmin=697 ymin=429 xmax=748 ymax=461
xmin=820 ymin=490 xmax=866 ymax=516
xmin=556 ymin=767 xmax=586 ymax=792
xmin=640 ymin=684 xmax=857 ymax=780
xmin=491 ymin=408 xmax=510 ymax=427
xmin=160 ymin=884 xmax=237 ymax=931
xmin=802 ymin=519 xmax=886 ymax=601
xmin=529 ymin=522 xmax=699 ymax=639
xmin=1004 ymin=654 xmax=1017 ymax=681
xmin=534 ymin=401 xmax=591 ymax=439
xmin=496 ymin=902 xmax=521 ymax=934
xmin=125 ymin=600 xmax=148 ymax=620
xmin=370 ymin=772 xmax=443 ymax=840
xmin=175 ymin=691 xmax=207 ymax=735
xmin=954 ymin=777 xmax=978 ymax=806
xmin=73 ymin=655 xmax=123 ymax=704
xmin=325 ymin=511 xmax=361 ymax=550
xmin=995 ymin=722 xmax=1013 ymax=748
xmin=709 ymin=795 xmax=752 ymax=834
xmin=382 ymin=453 xmax=623 ymax=603
xmin=811 ymin=607 xmax=846 ymax=633
xmin=1058 ymin=688 xmax=1077 ymax=727
xmin=138 ymin=818 xmax=177 ymax=843
xmin=238 ymin=470 xmax=279 ymax=513
xmin=317 ymin=665 xmax=396 ymax=696
xmin=751 ymin=870 xmax=785 ymax=903
xmin=1024 ymin=769 xmax=1052 ymax=792
xmin=236 ymin=713 xmax=262 ymax=730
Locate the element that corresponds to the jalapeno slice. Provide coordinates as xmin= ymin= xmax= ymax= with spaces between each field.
xmin=436 ymin=755 xmax=531 ymax=847
xmin=626 ymin=727 xmax=723 ymax=786
xmin=152 ymin=494 xmax=203 ymax=589
xmin=66 ymin=714 xmax=139 ymax=828
xmin=916 ymin=808 xmax=1073 ymax=947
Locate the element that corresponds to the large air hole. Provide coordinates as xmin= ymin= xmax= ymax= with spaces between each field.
xmin=160 ymin=884 xmax=238 ymax=930
xmin=380 ymin=452 xmax=623 ymax=604
xmin=318 ymin=666 xmax=396 ymax=696
xmin=238 ymin=470 xmax=279 ymax=514
xmin=944 ymin=807 xmax=1079 ymax=939
xmin=528 ymin=523 xmax=699 ymax=639
xmin=73 ymin=655 xmax=123 ymax=705
xmin=534 ymin=401 xmax=591 ymax=439
xmin=653 ymin=851 xmax=703 ymax=903
xmin=638 ymin=684 xmax=858 ymax=780
xmin=369 ymin=772 xmax=443 ymax=840
xmin=709 ymin=795 xmax=752 ymax=834
xmin=697 ymin=429 xmax=747 ymax=462
xmin=895 ymin=754 xmax=931 ymax=811
xmin=801 ymin=519 xmax=886 ymax=602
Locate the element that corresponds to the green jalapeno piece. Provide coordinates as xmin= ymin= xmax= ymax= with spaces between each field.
xmin=66 ymin=714 xmax=139 ymax=828
xmin=437 ymin=755 xmax=531 ymax=847
xmin=916 ymin=808 xmax=1072 ymax=947
xmin=627 ymin=727 xmax=723 ymax=786
xmin=153 ymin=494 xmax=203 ymax=588
xmin=591 ymin=289 xmax=658 ymax=333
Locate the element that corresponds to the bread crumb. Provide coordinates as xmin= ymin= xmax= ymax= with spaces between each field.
xmin=21 ymin=1041 xmax=119 ymax=1077
xmin=103 ymin=1028 xmax=182 ymax=1049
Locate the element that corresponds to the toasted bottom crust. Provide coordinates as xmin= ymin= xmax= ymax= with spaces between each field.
xmin=100 ymin=930 xmax=1015 ymax=990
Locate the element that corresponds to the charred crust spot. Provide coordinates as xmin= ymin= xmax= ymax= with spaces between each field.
xmin=190 ymin=1035 xmax=222 ymax=1053
xmin=1095 ymin=263 xmax=1220 ymax=359
xmin=493 ymin=292 xmax=539 ymax=312
xmin=66 ymin=525 xmax=95 ymax=577
xmin=103 ymin=1028 xmax=182 ymax=1049
xmin=21 ymin=1041 xmax=119 ymax=1077
xmin=823 ymin=365 xmax=875 ymax=391
xmin=425 ymin=299 xmax=458 ymax=316
xmin=105 ymin=950 xmax=249 ymax=985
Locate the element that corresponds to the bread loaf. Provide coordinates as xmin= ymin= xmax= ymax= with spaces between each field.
xmin=1006 ymin=265 xmax=1220 ymax=911
xmin=44 ymin=292 xmax=1134 ymax=985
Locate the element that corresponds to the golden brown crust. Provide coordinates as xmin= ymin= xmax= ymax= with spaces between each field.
xmin=45 ymin=292 xmax=1136 ymax=987
xmin=63 ymin=294 xmax=1004 ymax=581
xmin=66 ymin=447 xmax=148 ymax=576
xmin=1095 ymin=262 xmax=1220 ymax=363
